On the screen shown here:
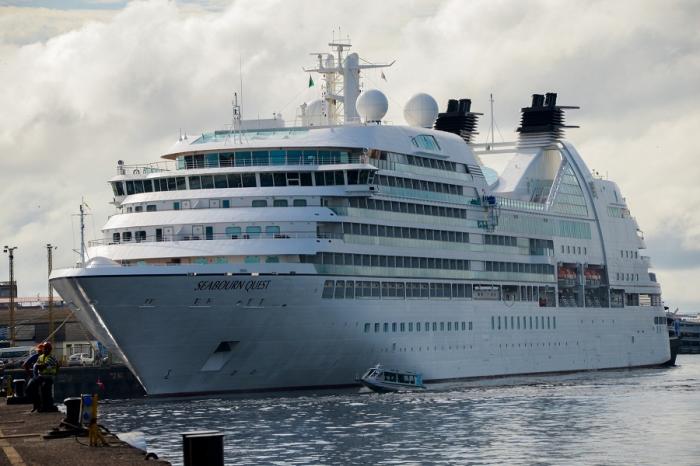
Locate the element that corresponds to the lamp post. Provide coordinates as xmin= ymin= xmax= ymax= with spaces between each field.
xmin=47 ymin=244 xmax=56 ymax=346
xmin=3 ymin=246 xmax=17 ymax=347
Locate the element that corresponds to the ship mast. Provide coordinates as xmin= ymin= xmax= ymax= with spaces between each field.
xmin=304 ymin=38 xmax=394 ymax=125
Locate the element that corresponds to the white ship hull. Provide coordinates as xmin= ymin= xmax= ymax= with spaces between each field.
xmin=51 ymin=267 xmax=670 ymax=396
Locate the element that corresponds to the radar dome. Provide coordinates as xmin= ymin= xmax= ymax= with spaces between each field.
xmin=403 ymin=93 xmax=439 ymax=128
xmin=356 ymin=89 xmax=388 ymax=123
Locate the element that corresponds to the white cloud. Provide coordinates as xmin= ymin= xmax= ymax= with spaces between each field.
xmin=0 ymin=0 xmax=699 ymax=310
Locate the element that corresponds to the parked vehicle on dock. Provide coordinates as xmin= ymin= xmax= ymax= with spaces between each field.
xmin=0 ymin=346 xmax=36 ymax=369
xmin=67 ymin=353 xmax=94 ymax=366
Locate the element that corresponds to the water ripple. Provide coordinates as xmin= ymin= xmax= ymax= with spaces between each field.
xmin=101 ymin=355 xmax=700 ymax=466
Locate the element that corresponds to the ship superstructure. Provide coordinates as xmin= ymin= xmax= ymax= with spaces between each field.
xmin=50 ymin=40 xmax=669 ymax=395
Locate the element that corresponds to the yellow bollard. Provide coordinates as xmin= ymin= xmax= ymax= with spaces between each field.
xmin=88 ymin=393 xmax=108 ymax=447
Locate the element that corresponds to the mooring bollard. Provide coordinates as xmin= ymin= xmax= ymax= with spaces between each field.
xmin=12 ymin=379 xmax=26 ymax=398
xmin=182 ymin=431 xmax=224 ymax=466
xmin=63 ymin=397 xmax=82 ymax=427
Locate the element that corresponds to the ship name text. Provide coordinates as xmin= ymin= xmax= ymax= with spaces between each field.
xmin=194 ymin=279 xmax=271 ymax=292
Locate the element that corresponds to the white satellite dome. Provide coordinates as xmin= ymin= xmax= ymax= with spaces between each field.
xmin=356 ymin=89 xmax=388 ymax=123
xmin=403 ymin=93 xmax=439 ymax=128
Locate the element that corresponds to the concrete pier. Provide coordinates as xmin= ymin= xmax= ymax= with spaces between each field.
xmin=0 ymin=403 xmax=170 ymax=465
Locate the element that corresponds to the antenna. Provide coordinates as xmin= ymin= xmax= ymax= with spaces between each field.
xmin=72 ymin=199 xmax=90 ymax=267
xmin=80 ymin=200 xmax=86 ymax=267
xmin=239 ymin=54 xmax=243 ymax=117
xmin=490 ymin=94 xmax=494 ymax=147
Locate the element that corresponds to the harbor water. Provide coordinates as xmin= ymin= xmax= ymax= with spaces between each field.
xmin=101 ymin=355 xmax=700 ymax=465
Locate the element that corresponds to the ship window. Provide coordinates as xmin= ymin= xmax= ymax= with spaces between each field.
xmin=314 ymin=172 xmax=325 ymax=186
xmin=173 ymin=202 xmax=180 ymax=210
xmin=225 ymin=174 xmax=241 ymax=188
xmin=447 ymin=322 xmax=452 ymax=331
xmin=469 ymin=321 xmax=473 ymax=330
xmin=273 ymin=199 xmax=288 ymax=207
xmin=345 ymin=280 xmax=354 ymax=299
xmin=364 ymin=323 xmax=370 ymax=333
xmin=260 ymin=173 xmax=273 ymax=187
xmin=491 ymin=316 xmax=495 ymax=329
xmin=245 ymin=226 xmax=261 ymax=238
xmin=440 ymin=322 xmax=445 ymax=331
xmin=201 ymin=176 xmax=214 ymax=189
xmin=222 ymin=200 xmax=230 ymax=208
xmin=252 ymin=151 xmax=269 ymax=166
xmin=147 ymin=205 xmax=156 ymax=212
xmin=392 ymin=322 xmax=397 ymax=332
xmin=322 ymin=280 xmax=334 ymax=298
xmin=189 ymin=176 xmax=201 ymax=190
xmin=113 ymin=182 xmax=124 ymax=196
xmin=400 ymin=323 xmax=405 ymax=332
xmin=498 ymin=316 xmax=501 ymax=330
xmin=333 ymin=280 xmax=345 ymax=299
xmin=134 ymin=205 xmax=143 ymax=212
xmin=242 ymin=173 xmax=256 ymax=187
xmin=274 ymin=172 xmax=286 ymax=186
xmin=252 ymin=200 xmax=267 ymax=208
xmin=432 ymin=322 xmax=437 ymax=331
xmin=293 ymin=199 xmax=307 ymax=207
xmin=123 ymin=231 xmax=132 ymax=242
xmin=219 ymin=153 xmax=234 ymax=167
xmin=420 ymin=283 xmax=429 ymax=298
xmin=112 ymin=233 xmax=120 ymax=243
xmin=225 ymin=227 xmax=241 ymax=239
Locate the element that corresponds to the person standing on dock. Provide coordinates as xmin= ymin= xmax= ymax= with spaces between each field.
xmin=24 ymin=342 xmax=44 ymax=411
xmin=34 ymin=341 xmax=59 ymax=412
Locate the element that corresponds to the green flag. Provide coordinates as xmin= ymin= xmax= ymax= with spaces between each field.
xmin=308 ymin=75 xmax=314 ymax=88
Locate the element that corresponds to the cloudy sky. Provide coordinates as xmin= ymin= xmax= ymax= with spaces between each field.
xmin=1 ymin=0 xmax=699 ymax=310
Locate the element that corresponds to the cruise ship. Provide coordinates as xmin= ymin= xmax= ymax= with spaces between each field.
xmin=50 ymin=40 xmax=670 ymax=396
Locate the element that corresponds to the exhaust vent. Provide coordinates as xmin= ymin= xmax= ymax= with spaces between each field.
xmin=517 ymin=92 xmax=579 ymax=147
xmin=433 ymin=98 xmax=482 ymax=144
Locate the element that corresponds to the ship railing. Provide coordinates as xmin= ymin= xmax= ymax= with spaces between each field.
xmin=495 ymin=196 xmax=547 ymax=212
xmin=88 ymin=231 xmax=342 ymax=247
xmin=117 ymin=161 xmax=173 ymax=175
xmin=178 ymin=153 xmax=369 ymax=170
xmin=367 ymin=159 xmax=472 ymax=182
